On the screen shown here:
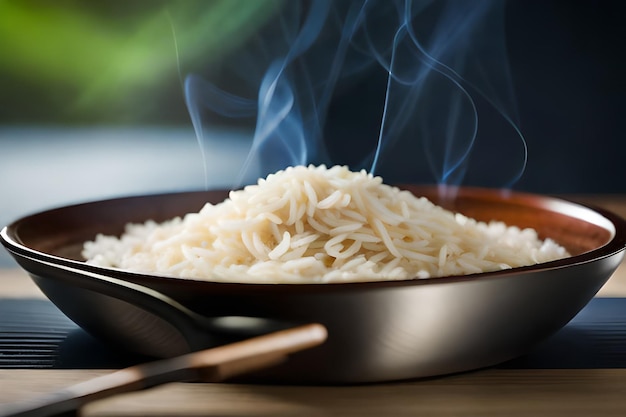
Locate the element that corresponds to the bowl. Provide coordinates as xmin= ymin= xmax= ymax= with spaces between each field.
xmin=1 ymin=186 xmax=625 ymax=383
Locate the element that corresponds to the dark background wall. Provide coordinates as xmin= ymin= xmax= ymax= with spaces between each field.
xmin=321 ymin=0 xmax=626 ymax=193
xmin=505 ymin=0 xmax=625 ymax=193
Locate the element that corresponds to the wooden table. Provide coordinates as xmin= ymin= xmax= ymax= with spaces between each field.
xmin=1 ymin=195 xmax=625 ymax=416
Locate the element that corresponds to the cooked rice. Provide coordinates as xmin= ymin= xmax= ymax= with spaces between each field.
xmin=82 ymin=165 xmax=569 ymax=283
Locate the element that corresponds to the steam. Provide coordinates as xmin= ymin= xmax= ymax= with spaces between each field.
xmin=184 ymin=0 xmax=526 ymax=188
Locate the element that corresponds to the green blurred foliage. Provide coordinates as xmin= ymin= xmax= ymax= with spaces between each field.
xmin=0 ymin=0 xmax=282 ymax=125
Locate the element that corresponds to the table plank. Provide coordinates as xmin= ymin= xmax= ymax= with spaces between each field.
xmin=598 ymin=261 xmax=626 ymax=296
xmin=2 ymin=369 xmax=626 ymax=416
xmin=86 ymin=369 xmax=626 ymax=417
xmin=0 ymin=268 xmax=46 ymax=299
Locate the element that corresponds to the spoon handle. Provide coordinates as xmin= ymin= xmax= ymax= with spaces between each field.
xmin=0 ymin=323 xmax=327 ymax=417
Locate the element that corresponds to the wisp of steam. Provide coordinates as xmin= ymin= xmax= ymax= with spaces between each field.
xmin=184 ymin=0 xmax=526 ymax=189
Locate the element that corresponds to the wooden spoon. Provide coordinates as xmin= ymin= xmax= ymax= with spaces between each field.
xmin=0 ymin=323 xmax=327 ymax=417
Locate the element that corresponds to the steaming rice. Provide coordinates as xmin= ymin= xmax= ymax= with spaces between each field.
xmin=82 ymin=165 xmax=569 ymax=283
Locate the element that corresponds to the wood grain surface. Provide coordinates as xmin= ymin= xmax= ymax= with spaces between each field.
xmin=1 ymin=368 xmax=626 ymax=416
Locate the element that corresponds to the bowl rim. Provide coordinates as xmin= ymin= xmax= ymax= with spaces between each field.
xmin=1 ymin=186 xmax=625 ymax=291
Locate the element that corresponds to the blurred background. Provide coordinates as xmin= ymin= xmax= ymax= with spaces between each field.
xmin=1 ymin=0 xmax=625 ymax=265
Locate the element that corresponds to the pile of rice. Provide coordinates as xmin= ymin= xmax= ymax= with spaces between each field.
xmin=82 ymin=165 xmax=569 ymax=283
